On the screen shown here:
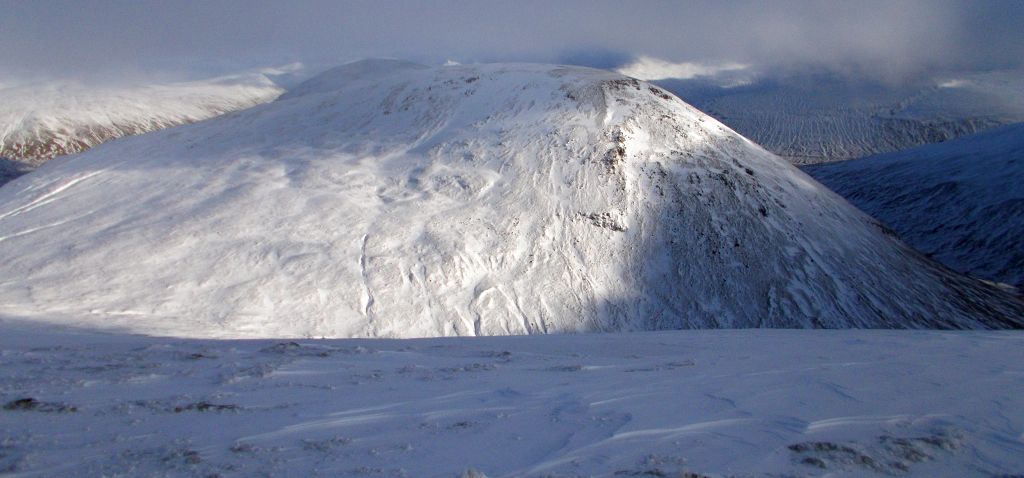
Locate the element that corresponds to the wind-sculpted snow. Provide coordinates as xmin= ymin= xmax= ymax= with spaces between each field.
xmin=0 ymin=73 xmax=284 ymax=168
xmin=0 ymin=60 xmax=1021 ymax=337
xmin=1 ymin=325 xmax=1022 ymax=476
xmin=805 ymin=123 xmax=1024 ymax=288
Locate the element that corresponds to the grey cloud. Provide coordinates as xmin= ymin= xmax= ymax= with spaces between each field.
xmin=1 ymin=0 xmax=1022 ymax=83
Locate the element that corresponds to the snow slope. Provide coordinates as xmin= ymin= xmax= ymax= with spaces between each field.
xmin=1 ymin=323 xmax=1022 ymax=477
xmin=659 ymin=70 xmax=1024 ymax=164
xmin=0 ymin=72 xmax=285 ymax=167
xmin=0 ymin=60 xmax=1021 ymax=337
xmin=804 ymin=123 xmax=1024 ymax=288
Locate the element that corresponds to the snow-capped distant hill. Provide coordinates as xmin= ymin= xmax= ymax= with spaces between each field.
xmin=659 ymin=70 xmax=1024 ymax=164
xmin=0 ymin=60 xmax=1020 ymax=337
xmin=0 ymin=73 xmax=285 ymax=168
xmin=804 ymin=123 xmax=1024 ymax=288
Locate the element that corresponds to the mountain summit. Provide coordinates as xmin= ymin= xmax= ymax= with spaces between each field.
xmin=0 ymin=60 xmax=1020 ymax=337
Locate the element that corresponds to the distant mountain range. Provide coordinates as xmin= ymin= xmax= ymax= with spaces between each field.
xmin=659 ymin=70 xmax=1024 ymax=164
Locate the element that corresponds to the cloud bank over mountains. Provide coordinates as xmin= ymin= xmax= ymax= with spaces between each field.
xmin=615 ymin=57 xmax=750 ymax=82
xmin=1 ymin=0 xmax=1022 ymax=84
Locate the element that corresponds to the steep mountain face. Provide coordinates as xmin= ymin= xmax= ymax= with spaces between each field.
xmin=659 ymin=71 xmax=1024 ymax=164
xmin=805 ymin=123 xmax=1024 ymax=288
xmin=0 ymin=73 xmax=285 ymax=169
xmin=0 ymin=60 xmax=1020 ymax=338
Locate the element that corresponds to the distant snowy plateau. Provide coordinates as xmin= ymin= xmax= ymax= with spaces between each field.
xmin=661 ymin=70 xmax=1024 ymax=164
xmin=1 ymin=61 xmax=1023 ymax=477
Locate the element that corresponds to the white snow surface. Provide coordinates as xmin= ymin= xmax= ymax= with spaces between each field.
xmin=804 ymin=122 xmax=1024 ymax=288
xmin=0 ymin=323 xmax=1022 ymax=477
xmin=0 ymin=60 xmax=1021 ymax=337
xmin=661 ymin=70 xmax=1024 ymax=164
xmin=0 ymin=73 xmax=284 ymax=166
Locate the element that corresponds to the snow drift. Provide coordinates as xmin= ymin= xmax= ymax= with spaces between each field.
xmin=3 ymin=327 xmax=1023 ymax=477
xmin=805 ymin=122 xmax=1024 ymax=288
xmin=0 ymin=60 xmax=1020 ymax=337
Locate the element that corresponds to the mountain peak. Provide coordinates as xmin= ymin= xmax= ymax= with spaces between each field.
xmin=0 ymin=62 xmax=1020 ymax=337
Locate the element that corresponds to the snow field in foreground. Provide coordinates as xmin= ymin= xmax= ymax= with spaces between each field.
xmin=1 ymin=324 xmax=1022 ymax=477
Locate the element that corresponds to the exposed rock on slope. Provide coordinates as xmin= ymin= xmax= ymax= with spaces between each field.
xmin=0 ymin=60 xmax=1020 ymax=337
xmin=805 ymin=123 xmax=1024 ymax=288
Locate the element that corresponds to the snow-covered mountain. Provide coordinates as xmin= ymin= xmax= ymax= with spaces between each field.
xmin=804 ymin=123 xmax=1024 ymax=288
xmin=659 ymin=70 xmax=1024 ymax=164
xmin=0 ymin=72 xmax=285 ymax=169
xmin=0 ymin=60 xmax=1020 ymax=337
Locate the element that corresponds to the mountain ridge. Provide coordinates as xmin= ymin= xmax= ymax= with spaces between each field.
xmin=0 ymin=73 xmax=285 ymax=168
